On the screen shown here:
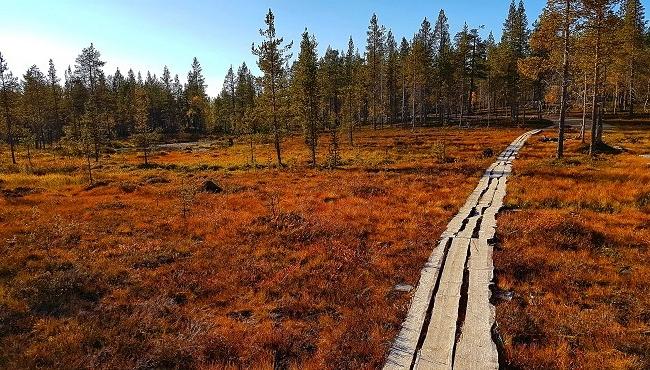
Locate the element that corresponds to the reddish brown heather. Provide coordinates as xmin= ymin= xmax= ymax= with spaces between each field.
xmin=0 ymin=127 xmax=525 ymax=369
xmin=494 ymin=124 xmax=650 ymax=369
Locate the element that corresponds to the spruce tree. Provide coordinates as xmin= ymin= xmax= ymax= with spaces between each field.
xmin=501 ymin=0 xmax=530 ymax=121
xmin=366 ymin=13 xmax=385 ymax=128
xmin=293 ymin=29 xmax=320 ymax=167
xmin=399 ymin=37 xmax=411 ymax=123
xmin=185 ymin=57 xmax=208 ymax=135
xmin=235 ymin=62 xmax=256 ymax=133
xmin=221 ymin=66 xmax=236 ymax=133
xmin=160 ymin=66 xmax=176 ymax=134
xmin=21 ymin=65 xmax=48 ymax=150
xmin=47 ymin=59 xmax=63 ymax=143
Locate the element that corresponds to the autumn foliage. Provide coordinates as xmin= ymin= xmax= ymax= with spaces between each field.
xmin=494 ymin=123 xmax=650 ymax=369
xmin=0 ymin=127 xmax=525 ymax=368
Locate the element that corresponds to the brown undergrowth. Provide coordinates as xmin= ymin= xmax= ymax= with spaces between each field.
xmin=495 ymin=124 xmax=650 ymax=369
xmin=0 ymin=126 xmax=524 ymax=369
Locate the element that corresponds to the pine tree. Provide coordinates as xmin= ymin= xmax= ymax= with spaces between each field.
xmin=582 ymin=0 xmax=618 ymax=154
xmin=78 ymin=104 xmax=95 ymax=184
xmin=434 ymin=10 xmax=453 ymax=123
xmin=407 ymin=35 xmax=425 ymax=127
xmin=343 ymin=37 xmax=359 ymax=145
xmin=620 ymin=0 xmax=646 ymax=116
xmin=319 ymin=47 xmax=344 ymax=167
xmin=557 ymin=0 xmax=575 ymax=158
xmin=385 ymin=30 xmax=399 ymax=125
xmin=399 ymin=37 xmax=411 ymax=123
xmin=0 ymin=52 xmax=18 ymax=164
xmin=416 ymin=18 xmax=435 ymax=123
xmin=252 ymin=9 xmax=293 ymax=167
xmin=74 ymin=43 xmax=106 ymax=160
xmin=75 ymin=43 xmax=105 ymax=95
xmin=293 ymin=29 xmax=320 ymax=167
xmin=525 ymin=0 xmax=577 ymax=157
xmin=62 ymin=66 xmax=88 ymax=144
xmin=467 ymin=28 xmax=487 ymax=114
xmin=132 ymin=86 xmax=160 ymax=165
xmin=455 ymin=23 xmax=472 ymax=124
xmin=484 ymin=32 xmax=498 ymax=125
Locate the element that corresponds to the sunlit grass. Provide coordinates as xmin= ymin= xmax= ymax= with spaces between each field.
xmin=494 ymin=126 xmax=650 ymax=369
xmin=0 ymin=126 xmax=529 ymax=368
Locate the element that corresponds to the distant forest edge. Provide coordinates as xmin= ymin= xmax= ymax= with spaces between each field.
xmin=0 ymin=0 xmax=648 ymax=167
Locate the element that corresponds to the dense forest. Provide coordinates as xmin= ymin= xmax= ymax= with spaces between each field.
xmin=1 ymin=0 xmax=648 ymax=167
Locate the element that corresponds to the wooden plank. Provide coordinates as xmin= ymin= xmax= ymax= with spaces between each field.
xmin=416 ymin=235 xmax=476 ymax=369
xmin=384 ymin=238 xmax=450 ymax=370
xmin=453 ymin=240 xmax=498 ymax=370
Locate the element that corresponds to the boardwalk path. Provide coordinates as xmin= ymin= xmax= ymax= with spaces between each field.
xmin=384 ymin=130 xmax=541 ymax=370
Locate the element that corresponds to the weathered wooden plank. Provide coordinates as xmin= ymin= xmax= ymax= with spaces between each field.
xmin=453 ymin=238 xmax=498 ymax=370
xmin=417 ymin=235 xmax=476 ymax=369
xmin=384 ymin=237 xmax=451 ymax=370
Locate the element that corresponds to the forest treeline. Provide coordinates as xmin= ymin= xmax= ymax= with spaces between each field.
xmin=0 ymin=0 xmax=648 ymax=167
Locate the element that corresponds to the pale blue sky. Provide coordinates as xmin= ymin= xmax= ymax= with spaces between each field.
xmin=1 ymin=0 xmax=636 ymax=96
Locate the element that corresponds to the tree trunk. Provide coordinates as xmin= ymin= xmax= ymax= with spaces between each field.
xmin=614 ymin=83 xmax=618 ymax=115
xmin=27 ymin=144 xmax=32 ymax=167
xmin=629 ymin=60 xmax=635 ymax=116
xmin=94 ymin=132 xmax=100 ymax=162
xmin=557 ymin=0 xmax=570 ymax=159
xmin=2 ymin=87 xmax=16 ymax=164
xmin=249 ymin=132 xmax=256 ymax=167
xmin=411 ymin=80 xmax=416 ymax=130
xmin=458 ymin=91 xmax=465 ymax=127
xmin=643 ymin=78 xmax=650 ymax=112
xmin=309 ymin=106 xmax=317 ymax=168
xmin=87 ymin=154 xmax=93 ymax=185
xmin=581 ymin=71 xmax=587 ymax=143
xmin=401 ymin=76 xmax=406 ymax=124
xmin=596 ymin=102 xmax=604 ymax=142
xmin=589 ymin=13 xmax=602 ymax=156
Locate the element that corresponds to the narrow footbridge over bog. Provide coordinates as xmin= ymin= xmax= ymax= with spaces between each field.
xmin=384 ymin=130 xmax=541 ymax=370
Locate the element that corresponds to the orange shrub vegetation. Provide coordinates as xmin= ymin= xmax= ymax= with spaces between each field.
xmin=0 ymin=126 xmax=525 ymax=368
xmin=495 ymin=124 xmax=650 ymax=369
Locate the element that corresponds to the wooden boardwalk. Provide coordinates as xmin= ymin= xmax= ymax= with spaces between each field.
xmin=384 ymin=130 xmax=541 ymax=370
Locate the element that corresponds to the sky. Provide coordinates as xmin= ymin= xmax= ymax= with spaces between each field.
xmin=2 ymin=0 xmax=555 ymax=96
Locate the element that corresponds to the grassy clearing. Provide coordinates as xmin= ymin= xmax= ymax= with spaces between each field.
xmin=0 ymin=126 xmax=525 ymax=369
xmin=495 ymin=125 xmax=650 ymax=369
